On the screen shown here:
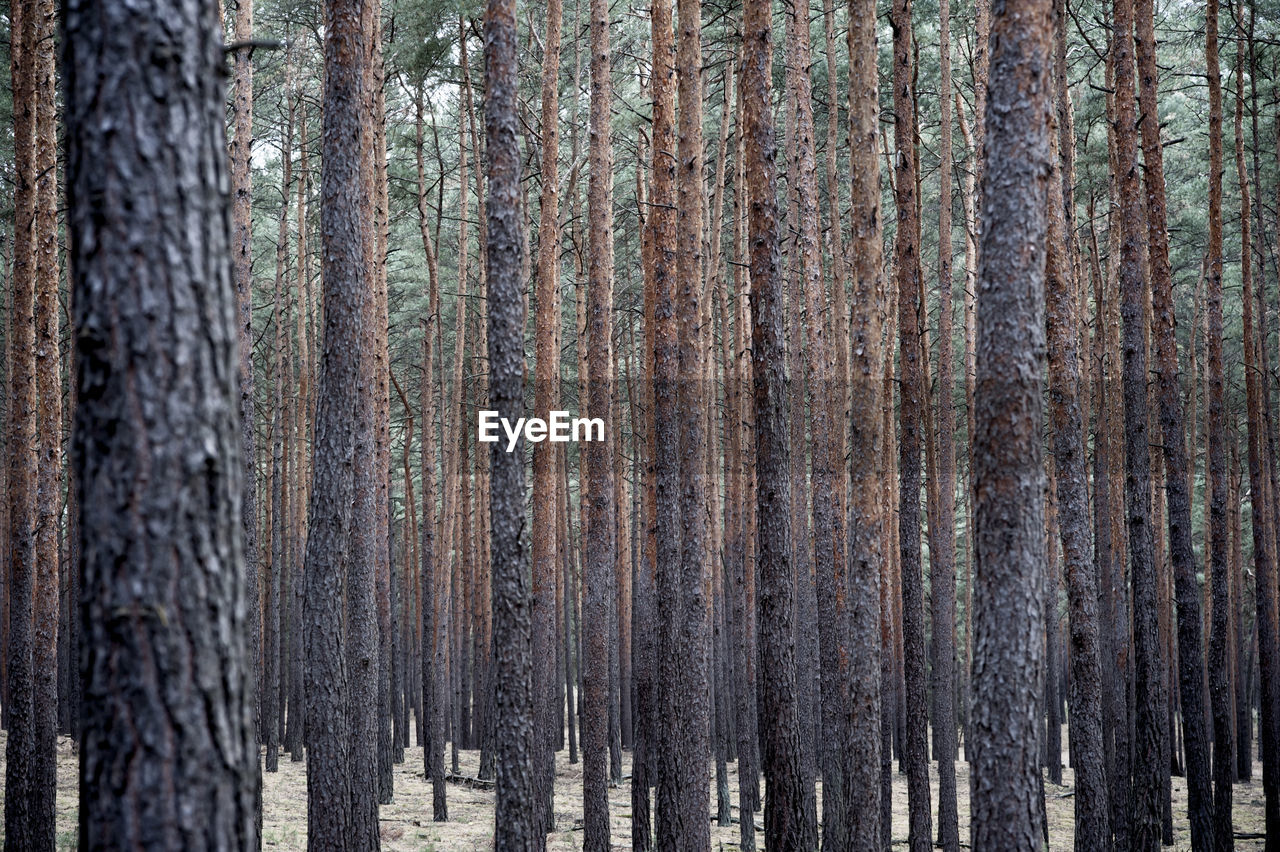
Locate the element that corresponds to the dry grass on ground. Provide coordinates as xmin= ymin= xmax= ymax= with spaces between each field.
xmin=2 ymin=728 xmax=1269 ymax=850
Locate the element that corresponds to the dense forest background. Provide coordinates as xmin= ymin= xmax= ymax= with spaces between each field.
xmin=2 ymin=0 xmax=1280 ymax=848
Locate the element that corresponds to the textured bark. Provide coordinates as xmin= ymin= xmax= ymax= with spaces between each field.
xmin=663 ymin=0 xmax=711 ymax=842
xmin=31 ymin=0 xmax=60 ymax=834
xmin=969 ymin=0 xmax=1052 ymax=847
xmin=1044 ymin=9 xmax=1110 ymax=845
xmin=931 ymin=0 xmax=959 ymax=844
xmin=781 ymin=0 xmax=833 ymax=845
xmin=743 ymin=0 xmax=808 ymax=847
xmin=1226 ymin=1 xmax=1280 ymax=840
xmin=889 ymin=0 xmax=931 ymax=846
xmin=286 ymin=98 xmax=312 ymax=763
xmin=582 ymin=0 xmax=615 ymax=840
xmin=845 ymin=0 xmax=885 ymax=846
xmin=63 ymin=0 xmax=261 ymax=841
xmin=342 ymin=0 xmax=382 ymax=839
xmin=5 ymin=0 xmax=42 ymax=843
xmin=728 ymin=76 xmax=760 ymax=852
xmin=1207 ymin=0 xmax=1234 ymax=845
xmin=1114 ymin=0 xmax=1168 ymax=841
xmin=1250 ymin=12 xmax=1280 ymax=834
xmin=634 ymin=116 xmax=658 ymax=852
xmin=266 ymin=103 xmax=294 ymax=774
xmin=484 ymin=0 xmax=536 ymax=842
xmin=368 ymin=4 xmax=395 ymax=803
xmin=1232 ymin=441 xmax=1251 ymax=784
xmin=880 ymin=283 xmax=900 ymax=850
xmin=1043 ymin=479 xmax=1062 ymax=787
xmin=707 ymin=73 xmax=735 ymax=829
xmin=1135 ymin=0 xmax=1215 ymax=839
xmin=303 ymin=0 xmax=371 ymax=841
xmin=532 ymin=0 xmax=564 ymax=836
xmin=649 ymin=0 xmax=678 ymax=833
xmin=954 ymin=91 xmax=979 ymax=748
xmin=228 ymin=0 xmax=261 ymax=753
xmin=414 ymin=85 xmax=449 ymax=823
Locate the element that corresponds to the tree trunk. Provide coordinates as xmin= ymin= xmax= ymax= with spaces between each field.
xmin=1044 ymin=11 xmax=1110 ymax=844
xmin=286 ymin=95 xmax=312 ymax=763
xmin=63 ymin=0 xmax=261 ymax=840
xmin=845 ymin=0 xmax=885 ymax=844
xmin=5 ymin=0 xmax=44 ymax=844
xmin=302 ymin=0 xmax=372 ymax=840
xmin=1206 ymin=1 xmax=1238 ymax=847
xmin=889 ymin=0 xmax=932 ymax=845
xmin=931 ymin=0 xmax=959 ymax=844
xmin=969 ymin=0 xmax=1052 ymax=846
xmin=780 ymin=0 xmax=833 ymax=845
xmin=229 ymin=0 xmax=261 ymax=758
xmin=415 ymin=83 xmax=449 ymax=823
xmin=31 ymin=0 xmax=60 ymax=838
xmin=582 ymin=0 xmax=615 ymax=840
xmin=1136 ymin=0 xmax=1216 ymax=839
xmin=266 ymin=98 xmax=294 ymax=773
xmin=484 ymin=0 xmax=536 ymax=842
xmin=1114 ymin=0 xmax=1169 ymax=842
xmin=342 ymin=0 xmax=382 ymax=840
xmin=743 ymin=0 xmax=809 ymax=847
xmin=532 ymin=0 xmax=564 ymax=835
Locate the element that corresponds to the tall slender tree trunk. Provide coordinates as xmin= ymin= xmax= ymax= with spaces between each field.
xmin=845 ymin=0 xmax=885 ymax=843
xmin=743 ymin=0 xmax=808 ymax=847
xmin=286 ymin=96 xmax=312 ymax=763
xmin=342 ymin=0 xmax=382 ymax=838
xmin=970 ymin=0 xmax=1052 ymax=846
xmin=64 ymin=0 xmax=261 ymax=841
xmin=1135 ymin=0 xmax=1216 ymax=840
xmin=484 ymin=0 xmax=536 ymax=842
xmin=890 ymin=0 xmax=931 ymax=845
xmin=415 ymin=85 xmax=449 ymax=823
xmin=368 ymin=5 xmax=395 ymax=803
xmin=650 ymin=0 xmax=678 ymax=832
xmin=728 ymin=73 xmax=760 ymax=851
xmin=931 ymin=0 xmax=959 ymax=844
xmin=31 ymin=0 xmax=60 ymax=839
xmin=532 ymin=0 xmax=564 ymax=836
xmin=5 ymin=0 xmax=42 ymax=844
xmin=1114 ymin=0 xmax=1169 ymax=842
xmin=1206 ymin=1 xmax=1236 ymax=847
xmin=1044 ymin=7 xmax=1110 ymax=845
xmin=781 ymin=0 xmax=835 ymax=846
xmin=303 ymin=0 xmax=372 ymax=840
xmin=229 ymin=0 xmax=261 ymax=758
xmin=266 ymin=101 xmax=295 ymax=774
xmin=634 ymin=106 xmax=658 ymax=852
xmin=582 ymin=0 xmax=615 ymax=840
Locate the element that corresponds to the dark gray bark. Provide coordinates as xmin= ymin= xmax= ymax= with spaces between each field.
xmin=889 ymin=0 xmax=931 ymax=846
xmin=1044 ymin=7 xmax=1110 ymax=844
xmin=63 ymin=0 xmax=261 ymax=843
xmin=969 ymin=0 xmax=1052 ymax=847
xmin=1114 ymin=0 xmax=1170 ymax=843
xmin=1135 ymin=0 xmax=1215 ymax=840
xmin=303 ymin=0 xmax=372 ymax=841
xmin=484 ymin=0 xmax=537 ymax=843
xmin=4 ymin=0 xmax=41 ymax=844
xmin=743 ymin=0 xmax=809 ymax=847
xmin=844 ymin=0 xmax=885 ymax=844
xmin=582 ymin=0 xmax=615 ymax=839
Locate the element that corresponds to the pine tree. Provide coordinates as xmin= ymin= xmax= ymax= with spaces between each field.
xmin=64 ymin=0 xmax=260 ymax=841
xmin=969 ymin=0 xmax=1053 ymax=846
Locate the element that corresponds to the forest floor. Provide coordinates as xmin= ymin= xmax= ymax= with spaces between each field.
xmin=5 ymin=728 xmax=1270 ymax=850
